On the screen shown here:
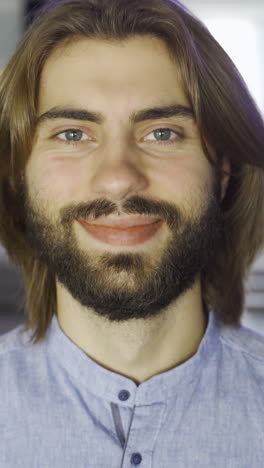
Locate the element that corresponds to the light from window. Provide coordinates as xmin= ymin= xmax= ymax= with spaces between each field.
xmin=204 ymin=18 xmax=263 ymax=112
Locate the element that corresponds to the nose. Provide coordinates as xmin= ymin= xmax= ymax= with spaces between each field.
xmin=89 ymin=146 xmax=149 ymax=201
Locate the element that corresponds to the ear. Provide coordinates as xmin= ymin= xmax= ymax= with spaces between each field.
xmin=220 ymin=158 xmax=231 ymax=201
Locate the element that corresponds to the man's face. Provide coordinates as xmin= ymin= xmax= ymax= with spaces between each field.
xmin=23 ymin=36 xmax=225 ymax=323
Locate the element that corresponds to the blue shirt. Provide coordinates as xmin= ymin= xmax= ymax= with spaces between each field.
xmin=1 ymin=310 xmax=264 ymax=467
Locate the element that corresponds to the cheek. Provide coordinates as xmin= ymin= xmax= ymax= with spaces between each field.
xmin=26 ymin=156 xmax=87 ymax=206
xmin=25 ymin=148 xmax=213 ymax=209
xmin=154 ymin=157 xmax=211 ymax=201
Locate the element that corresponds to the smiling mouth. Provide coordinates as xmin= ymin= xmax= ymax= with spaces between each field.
xmin=77 ymin=219 xmax=164 ymax=246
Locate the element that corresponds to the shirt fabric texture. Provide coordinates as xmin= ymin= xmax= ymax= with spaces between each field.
xmin=1 ymin=309 xmax=264 ymax=467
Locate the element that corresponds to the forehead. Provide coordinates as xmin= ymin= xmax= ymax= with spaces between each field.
xmin=38 ymin=36 xmax=189 ymax=113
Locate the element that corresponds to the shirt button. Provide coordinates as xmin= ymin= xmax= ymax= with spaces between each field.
xmin=131 ymin=453 xmax=142 ymax=465
xmin=118 ymin=390 xmax=130 ymax=401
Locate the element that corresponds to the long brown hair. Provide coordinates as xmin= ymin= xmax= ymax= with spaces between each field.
xmin=0 ymin=0 xmax=264 ymax=343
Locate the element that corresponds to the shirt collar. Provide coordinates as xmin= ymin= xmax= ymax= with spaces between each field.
xmin=45 ymin=309 xmax=220 ymax=407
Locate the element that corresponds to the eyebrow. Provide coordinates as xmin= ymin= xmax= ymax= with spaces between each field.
xmin=37 ymin=104 xmax=195 ymax=126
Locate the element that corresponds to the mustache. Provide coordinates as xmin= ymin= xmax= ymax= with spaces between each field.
xmin=60 ymin=195 xmax=182 ymax=231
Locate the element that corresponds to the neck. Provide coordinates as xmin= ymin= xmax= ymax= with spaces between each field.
xmin=56 ymin=280 xmax=208 ymax=385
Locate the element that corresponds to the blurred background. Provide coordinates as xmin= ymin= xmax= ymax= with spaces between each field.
xmin=0 ymin=0 xmax=264 ymax=335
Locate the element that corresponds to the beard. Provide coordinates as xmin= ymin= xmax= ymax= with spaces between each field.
xmin=21 ymin=172 xmax=224 ymax=324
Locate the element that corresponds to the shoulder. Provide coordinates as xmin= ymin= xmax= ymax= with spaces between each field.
xmin=218 ymin=319 xmax=264 ymax=362
xmin=0 ymin=323 xmax=36 ymax=370
xmin=0 ymin=324 xmax=50 ymax=402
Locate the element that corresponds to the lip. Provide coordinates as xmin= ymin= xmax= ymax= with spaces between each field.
xmin=78 ymin=218 xmax=163 ymax=246
xmin=79 ymin=215 xmax=162 ymax=229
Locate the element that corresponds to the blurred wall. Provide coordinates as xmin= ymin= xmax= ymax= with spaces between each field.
xmin=0 ymin=1 xmax=22 ymax=69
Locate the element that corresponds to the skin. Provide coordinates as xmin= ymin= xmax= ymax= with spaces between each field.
xmin=25 ymin=36 xmax=230 ymax=385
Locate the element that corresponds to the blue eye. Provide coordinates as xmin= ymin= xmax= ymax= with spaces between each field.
xmin=145 ymin=128 xmax=182 ymax=145
xmin=56 ymin=129 xmax=89 ymax=143
xmin=54 ymin=127 xmax=182 ymax=147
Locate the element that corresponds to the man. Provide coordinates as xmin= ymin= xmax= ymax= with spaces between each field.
xmin=0 ymin=0 xmax=264 ymax=466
